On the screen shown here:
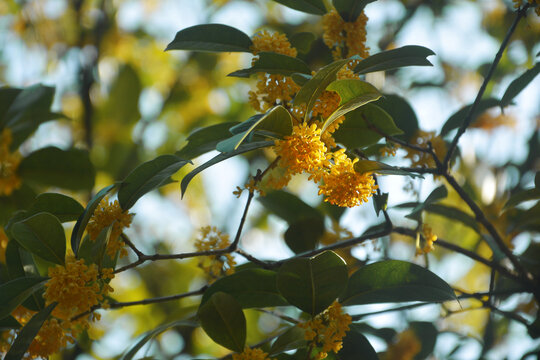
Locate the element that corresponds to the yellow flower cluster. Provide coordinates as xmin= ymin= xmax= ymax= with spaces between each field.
xmin=298 ymin=301 xmax=352 ymax=359
xmin=233 ymin=177 xmax=265 ymax=197
xmin=0 ymin=128 xmax=22 ymax=197
xmin=513 ymin=0 xmax=540 ymax=16
xmin=194 ymin=226 xmax=236 ymax=281
xmin=248 ymin=31 xmax=300 ymax=111
xmin=86 ymin=197 xmax=134 ymax=258
xmin=26 ymin=319 xmax=69 ymax=359
xmin=318 ymin=150 xmax=377 ymax=208
xmin=322 ymin=10 xmax=370 ymax=60
xmin=382 ymin=329 xmax=421 ymax=360
xmin=0 ymin=228 xmax=8 ymax=263
xmin=416 ymin=224 xmax=438 ymax=255
xmin=404 ymin=130 xmax=447 ymax=168
xmin=232 ymin=347 xmax=274 ymax=360
xmin=380 ymin=143 xmax=399 ymax=157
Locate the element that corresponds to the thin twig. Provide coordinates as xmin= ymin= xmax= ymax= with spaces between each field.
xmin=234 ymin=248 xmax=273 ymax=269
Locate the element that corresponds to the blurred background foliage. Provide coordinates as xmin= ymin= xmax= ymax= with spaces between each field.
xmin=0 ymin=0 xmax=539 ymax=359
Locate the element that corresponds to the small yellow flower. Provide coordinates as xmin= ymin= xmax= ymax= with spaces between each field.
xmin=297 ymin=301 xmax=352 ymax=359
xmin=383 ymin=329 xmax=421 ymax=360
xmin=0 ymin=128 xmax=22 ymax=197
xmin=26 ymin=318 xmax=70 ymax=359
xmin=86 ymin=197 xmax=134 ymax=258
xmin=404 ymin=130 xmax=446 ymax=169
xmin=318 ymin=150 xmax=377 ymax=208
xmin=322 ymin=10 xmax=369 ymax=60
xmin=251 ymin=30 xmax=297 ymax=57
xmin=232 ymin=347 xmax=275 ymax=360
xmin=416 ymin=224 xmax=438 ymax=255
xmin=380 ymin=143 xmax=399 ymax=157
xmin=233 ymin=178 xmax=265 ymax=198
xmin=194 ymin=226 xmax=236 ymax=281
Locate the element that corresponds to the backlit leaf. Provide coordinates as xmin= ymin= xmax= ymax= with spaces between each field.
xmin=501 ymin=62 xmax=540 ymax=108
xmin=258 ymin=190 xmax=324 ymax=224
xmin=25 ymin=193 xmax=84 ymax=223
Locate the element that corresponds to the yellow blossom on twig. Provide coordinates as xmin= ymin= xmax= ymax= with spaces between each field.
xmin=416 ymin=223 xmax=438 ymax=255
xmin=194 ymin=226 xmax=236 ymax=281
xmin=232 ymin=347 xmax=275 ymax=360
xmin=322 ymin=10 xmax=369 ymax=60
xmin=404 ymin=130 xmax=447 ymax=169
xmin=0 ymin=128 xmax=22 ymax=196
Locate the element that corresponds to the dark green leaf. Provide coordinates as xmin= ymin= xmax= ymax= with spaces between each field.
xmin=341 ymin=260 xmax=456 ymax=305
xmin=166 ymin=24 xmax=252 ymax=53
xmin=322 ymin=80 xmax=381 ymax=132
xmin=201 ymin=269 xmax=288 ymax=308
xmin=78 ymin=227 xmax=112 ymax=267
xmin=338 ymin=324 xmax=379 ymax=360
xmin=121 ymin=320 xmax=196 ymax=360
xmin=0 ymin=184 xmax=36 ymax=224
xmin=228 ymin=52 xmax=311 ymax=78
xmin=405 ymin=185 xmax=447 ymax=220
xmin=0 ymin=315 xmax=21 ymax=331
xmin=354 ymin=160 xmax=423 ymax=178
xmin=98 ymin=65 xmax=141 ymax=125
xmin=441 ymin=98 xmax=500 ymax=136
xmin=333 ymin=0 xmax=377 ymax=21
xmin=181 ymin=141 xmax=273 ymax=196
xmin=285 ymin=217 xmax=325 ymax=254
xmin=71 ymin=184 xmax=116 ymax=255
xmin=277 ymin=251 xmax=348 ymax=316
xmin=0 ymin=87 xmax=22 ymax=126
xmin=19 ymin=147 xmax=95 ymax=191
xmin=176 ymin=122 xmax=239 ymax=159
xmin=271 ymin=0 xmax=326 ymax=15
xmin=5 ymin=237 xmax=29 ymax=280
xmin=332 ymin=104 xmax=403 ymax=149
xmin=294 ymin=58 xmax=351 ymax=120
xmin=197 ymin=292 xmax=246 ymax=352
xmin=270 ymin=326 xmax=308 ymax=355
xmin=290 ymin=32 xmax=317 ymax=54
xmin=258 ymin=190 xmax=323 ymax=224
xmin=503 ymin=188 xmax=540 ymax=210
xmin=375 ymin=95 xmax=419 ymax=141
xmin=118 ymin=155 xmax=191 ymax=210
xmin=501 ymin=63 xmax=540 ymax=108
xmin=0 ymin=277 xmax=47 ymax=319
xmin=354 ymin=45 xmax=435 ymax=74
xmin=11 ymin=212 xmax=66 ymax=265
xmin=4 ymin=302 xmax=56 ymax=360
xmin=396 ymin=202 xmax=479 ymax=233
xmin=292 ymin=73 xmax=312 ymax=86
xmin=26 ymin=193 xmax=84 ymax=222
xmin=216 ymin=106 xmax=292 ymax=152
xmin=411 ymin=321 xmax=438 ymax=359
xmin=373 ymin=192 xmax=388 ymax=216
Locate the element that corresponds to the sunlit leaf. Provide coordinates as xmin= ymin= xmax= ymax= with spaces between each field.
xmin=501 ymin=63 xmax=540 ymax=108
xmin=277 ymin=251 xmax=348 ymax=316
xmin=271 ymin=0 xmax=326 ymax=15
xmin=198 ymin=292 xmax=246 ymax=352
xmin=176 ymin=122 xmax=239 ymax=159
xmin=118 ymin=155 xmax=191 ymax=210
xmin=11 ymin=212 xmax=66 ymax=265
xmin=201 ymin=269 xmax=288 ymax=308
xmin=228 ymin=52 xmax=311 ymax=78
xmin=18 ymin=147 xmax=95 ymax=191
xmin=354 ymin=45 xmax=435 ymax=74
xmin=0 ymin=277 xmax=47 ymax=319
xmin=166 ymin=24 xmax=253 ymax=53
xmin=333 ymin=0 xmax=377 ymax=21
xmin=3 ymin=303 xmax=56 ymax=360
xmin=341 ymin=260 xmax=456 ymax=305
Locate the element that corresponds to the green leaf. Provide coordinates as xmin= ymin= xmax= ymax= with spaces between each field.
xmin=118 ymin=155 xmax=191 ymax=210
xmin=322 ymin=80 xmax=381 ymax=132
xmin=338 ymin=324 xmax=379 ymax=360
xmin=290 ymin=32 xmax=317 ymax=54
xmin=354 ymin=45 xmax=435 ymax=74
xmin=176 ymin=122 xmax=240 ymax=159
xmin=98 ymin=64 xmax=141 ymax=125
xmin=78 ymin=227 xmax=112 ymax=267
xmin=0 ymin=315 xmax=21 ymax=331
xmin=18 ymin=147 xmax=95 ymax=191
xmin=375 ymin=94 xmax=419 ymax=141
xmin=354 ymin=160 xmax=424 ymax=178
xmin=294 ymin=58 xmax=351 ymax=120
xmin=292 ymin=73 xmax=312 ymax=86
xmin=501 ymin=63 xmax=540 ymax=108
xmin=332 ymin=104 xmax=403 ymax=149
xmin=11 ymin=212 xmax=66 ymax=265
xmin=285 ymin=217 xmax=325 ymax=254
xmin=405 ymin=185 xmax=447 ymax=220
xmin=201 ymin=269 xmax=288 ymax=308
xmin=410 ymin=321 xmax=438 ymax=359
xmin=228 ymin=52 xmax=311 ymax=78
xmin=277 ymin=251 xmax=348 ymax=316
xmin=181 ymin=141 xmax=273 ymax=196
xmin=341 ymin=260 xmax=456 ymax=305
xmin=0 ymin=184 xmax=36 ymax=224
xmin=270 ymin=326 xmax=308 ymax=355
xmin=71 ymin=184 xmax=116 ymax=255
xmin=166 ymin=24 xmax=253 ymax=53
xmin=271 ymin=0 xmax=326 ymax=15
xmin=3 ymin=302 xmax=56 ymax=360
xmin=395 ymin=202 xmax=479 ymax=233
xmin=503 ymin=188 xmax=540 ymax=210
xmin=121 ymin=320 xmax=196 ymax=360
xmin=373 ymin=192 xmax=388 ymax=216
xmin=333 ymin=0 xmax=376 ymax=21
xmin=197 ymin=292 xmax=246 ymax=352
xmin=26 ymin=193 xmax=84 ymax=222
xmin=258 ymin=190 xmax=324 ymax=224
xmin=216 ymin=106 xmax=292 ymax=152
xmin=440 ymin=98 xmax=500 ymax=136
xmin=0 ymin=277 xmax=47 ymax=319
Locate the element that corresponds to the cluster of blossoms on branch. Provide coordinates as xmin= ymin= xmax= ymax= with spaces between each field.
xmin=194 ymin=226 xmax=236 ymax=281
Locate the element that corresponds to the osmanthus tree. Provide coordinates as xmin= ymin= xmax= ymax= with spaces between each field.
xmin=0 ymin=0 xmax=539 ymax=359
